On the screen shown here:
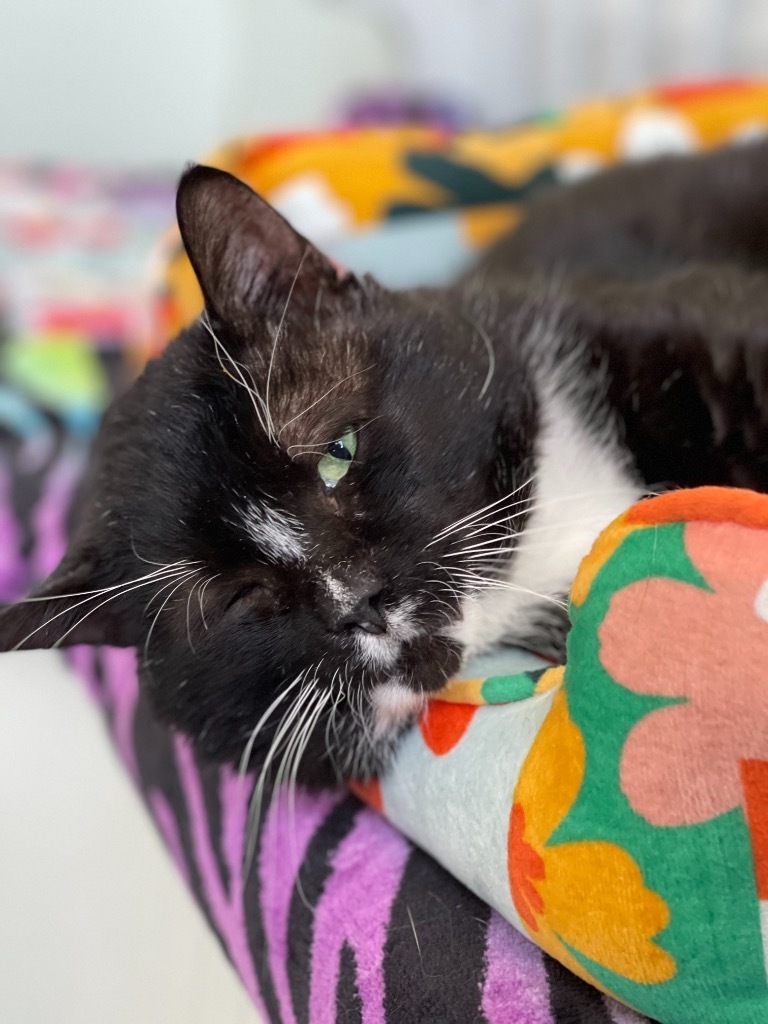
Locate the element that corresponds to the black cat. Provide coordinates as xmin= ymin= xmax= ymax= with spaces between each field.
xmin=3 ymin=142 xmax=768 ymax=784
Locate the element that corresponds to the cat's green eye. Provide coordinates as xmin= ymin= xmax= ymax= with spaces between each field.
xmin=318 ymin=428 xmax=357 ymax=488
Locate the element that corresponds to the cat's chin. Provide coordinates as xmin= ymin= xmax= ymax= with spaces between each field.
xmin=364 ymin=636 xmax=463 ymax=750
xmin=370 ymin=679 xmax=428 ymax=739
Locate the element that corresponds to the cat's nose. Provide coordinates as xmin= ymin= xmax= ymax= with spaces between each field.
xmin=337 ymin=590 xmax=386 ymax=635
xmin=319 ymin=574 xmax=387 ymax=635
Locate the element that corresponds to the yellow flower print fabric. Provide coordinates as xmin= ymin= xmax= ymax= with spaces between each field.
xmin=509 ymin=689 xmax=675 ymax=992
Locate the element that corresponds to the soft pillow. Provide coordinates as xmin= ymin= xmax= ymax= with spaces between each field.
xmin=361 ymin=487 xmax=768 ymax=1024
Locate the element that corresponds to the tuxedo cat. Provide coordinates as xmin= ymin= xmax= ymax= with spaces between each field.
xmin=3 ymin=142 xmax=768 ymax=784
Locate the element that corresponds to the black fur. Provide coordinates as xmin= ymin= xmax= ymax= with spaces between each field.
xmin=3 ymin=145 xmax=768 ymax=783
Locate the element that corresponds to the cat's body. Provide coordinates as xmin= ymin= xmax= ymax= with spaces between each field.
xmin=454 ymin=143 xmax=768 ymax=659
xmin=4 ymin=142 xmax=768 ymax=784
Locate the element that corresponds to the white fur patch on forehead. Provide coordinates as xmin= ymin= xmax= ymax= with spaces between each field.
xmin=239 ymin=501 xmax=307 ymax=563
xmin=370 ymin=679 xmax=426 ymax=738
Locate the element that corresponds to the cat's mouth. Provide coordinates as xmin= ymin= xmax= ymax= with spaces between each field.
xmin=350 ymin=597 xmax=423 ymax=672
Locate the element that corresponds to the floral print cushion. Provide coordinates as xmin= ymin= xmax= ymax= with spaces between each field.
xmin=373 ymin=488 xmax=768 ymax=1024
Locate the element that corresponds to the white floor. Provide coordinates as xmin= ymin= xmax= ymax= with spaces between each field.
xmin=0 ymin=650 xmax=263 ymax=1024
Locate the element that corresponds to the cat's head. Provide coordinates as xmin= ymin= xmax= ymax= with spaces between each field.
xmin=0 ymin=166 xmax=537 ymax=781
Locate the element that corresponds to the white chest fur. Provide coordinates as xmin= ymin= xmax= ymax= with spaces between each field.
xmin=455 ymin=386 xmax=641 ymax=661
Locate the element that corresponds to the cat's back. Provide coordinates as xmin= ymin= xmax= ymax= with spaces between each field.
xmin=459 ymin=141 xmax=768 ymax=495
xmin=473 ymin=139 xmax=768 ymax=284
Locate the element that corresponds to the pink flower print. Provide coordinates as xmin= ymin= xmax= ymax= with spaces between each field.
xmin=599 ymin=520 xmax=768 ymax=827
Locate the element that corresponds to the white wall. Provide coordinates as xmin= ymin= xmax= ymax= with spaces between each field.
xmin=362 ymin=0 xmax=768 ymax=124
xmin=4 ymin=0 xmax=768 ymax=168
xmin=0 ymin=0 xmax=398 ymax=167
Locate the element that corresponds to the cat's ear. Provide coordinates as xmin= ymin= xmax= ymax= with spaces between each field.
xmin=0 ymin=546 xmax=144 ymax=651
xmin=176 ymin=164 xmax=358 ymax=326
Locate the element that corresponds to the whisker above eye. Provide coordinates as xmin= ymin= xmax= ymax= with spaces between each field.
xmin=130 ymin=537 xmax=195 ymax=569
xmin=31 ymin=569 xmax=195 ymax=652
xmin=143 ymin=569 xmax=202 ymax=657
xmin=11 ymin=565 xmax=196 ymax=652
xmin=265 ymin=247 xmax=310 ymax=444
xmin=197 ymin=573 xmax=221 ymax=631
xmin=17 ymin=561 xmax=201 ymax=604
xmin=144 ymin=569 xmax=196 ymax=616
xmin=285 ymin=415 xmax=384 ymax=457
xmin=186 ymin=577 xmax=204 ymax=654
xmin=201 ymin=311 xmax=272 ymax=439
xmin=277 ymin=364 xmax=375 ymax=439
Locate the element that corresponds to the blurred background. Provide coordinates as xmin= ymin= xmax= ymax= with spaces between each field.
xmin=4 ymin=0 xmax=768 ymax=166
xmin=1 ymin=2 xmax=768 ymax=1022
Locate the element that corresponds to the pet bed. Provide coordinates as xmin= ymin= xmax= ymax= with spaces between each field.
xmin=4 ymin=80 xmax=768 ymax=1023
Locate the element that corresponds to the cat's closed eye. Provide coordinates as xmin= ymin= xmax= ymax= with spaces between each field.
xmin=226 ymin=582 xmax=273 ymax=612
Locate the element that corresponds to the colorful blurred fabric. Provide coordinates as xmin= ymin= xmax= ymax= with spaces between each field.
xmin=150 ymin=79 xmax=768 ymax=355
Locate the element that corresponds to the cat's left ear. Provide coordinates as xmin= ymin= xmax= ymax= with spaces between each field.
xmin=176 ymin=164 xmax=360 ymax=327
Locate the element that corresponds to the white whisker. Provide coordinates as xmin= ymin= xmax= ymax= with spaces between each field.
xmin=18 ymin=561 xmax=199 ymax=604
xmin=51 ymin=573 xmax=192 ymax=650
xmin=450 ymin=568 xmax=568 ymax=610
xmin=265 ymin=248 xmax=309 ymax=443
xmin=426 ymin=474 xmax=536 ymax=547
xmin=285 ymin=415 xmax=383 ymax=456
xmin=197 ymin=573 xmax=220 ymax=631
xmin=244 ymin=672 xmax=317 ymax=874
xmin=12 ymin=565 xmax=193 ymax=651
xmin=201 ymin=311 xmax=271 ymax=438
xmin=185 ymin=575 xmax=204 ymax=654
xmin=238 ymin=672 xmax=305 ymax=779
xmin=143 ymin=570 xmax=201 ymax=656
xmin=278 ymin=365 xmax=375 ymax=438
xmin=461 ymin=310 xmax=495 ymax=401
